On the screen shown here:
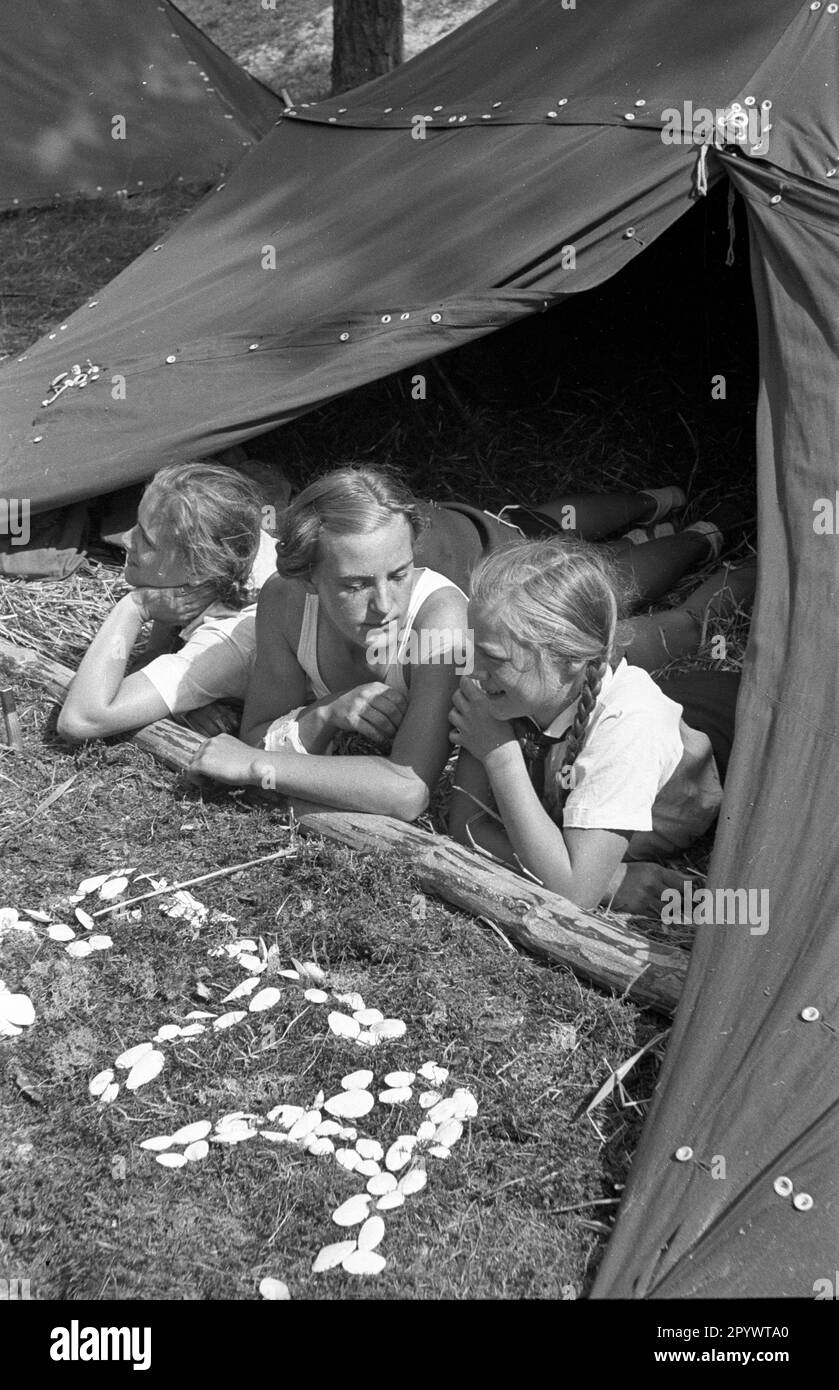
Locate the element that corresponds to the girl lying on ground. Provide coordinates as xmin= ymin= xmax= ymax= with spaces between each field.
xmin=448 ymin=539 xmax=742 ymax=913
xmin=186 ymin=467 xmax=753 ymax=822
xmin=58 ymin=463 xmax=277 ymax=742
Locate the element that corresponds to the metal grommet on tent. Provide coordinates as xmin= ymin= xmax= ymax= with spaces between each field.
xmin=770 ymin=193 xmax=783 ymax=204
xmin=810 ymin=2 xmax=821 ymax=10
xmin=430 ymin=312 xmax=443 ymax=323
xmin=338 ymin=108 xmax=347 ymax=114
xmin=773 ymin=1175 xmax=794 ymax=1197
xmin=558 ymin=98 xmax=568 ymax=106
xmin=493 ymin=101 xmax=502 ymax=108
xmin=32 ymin=436 xmax=43 ymax=443
xmin=547 ymin=110 xmax=558 ymax=118
xmin=674 ymin=1146 xmax=693 ymax=1162
xmin=744 ymin=95 xmax=756 ymax=106
xmin=381 ymin=315 xmax=391 ymax=323
xmin=634 ymin=98 xmax=646 ymax=107
xmin=458 ymin=115 xmax=468 ymax=122
xmin=328 ymin=117 xmax=337 ymax=123
xmin=400 ymin=312 xmax=410 ymax=320
xmin=448 ymin=115 xmax=458 ymax=123
xmin=828 ymin=3 xmax=838 ymax=12
xmin=762 ymin=99 xmax=773 ymax=109
xmin=800 ymin=1005 xmax=820 ymax=1021
xmin=48 ymin=333 xmax=56 ymax=340
xmin=384 ymin=107 xmax=393 ymax=114
xmin=793 ymin=1192 xmax=814 ymax=1211
xmin=623 ymin=112 xmax=636 ymax=120
xmin=482 ymin=114 xmax=492 ymax=119
xmin=60 ymin=325 xmax=67 ymax=331
xmin=248 ymin=343 xmax=259 ymax=351
xmin=165 ymin=355 xmax=177 ymax=364
xmin=153 ymin=245 xmax=163 ymax=252
xmin=623 ymin=227 xmax=636 ymax=238
xmin=433 ymin=105 xmax=443 ymax=112
xmin=339 ymin=332 xmax=350 ymax=342
xmin=827 ymin=167 xmax=837 ymax=177
xmin=88 ymin=302 xmax=98 ymax=308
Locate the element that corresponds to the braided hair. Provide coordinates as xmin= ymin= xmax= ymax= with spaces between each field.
xmin=469 ymin=539 xmax=629 ymax=807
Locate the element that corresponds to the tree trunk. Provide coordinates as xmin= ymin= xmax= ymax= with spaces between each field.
xmin=0 ymin=635 xmax=688 ymax=1014
xmin=332 ymin=0 xmax=403 ymax=95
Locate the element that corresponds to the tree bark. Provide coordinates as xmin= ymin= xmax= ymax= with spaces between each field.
xmin=0 ymin=635 xmax=688 ymax=1014
xmin=332 ymin=0 xmax=403 ymax=95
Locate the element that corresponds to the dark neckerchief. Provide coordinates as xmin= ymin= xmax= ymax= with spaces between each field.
xmin=511 ymin=716 xmax=570 ymax=800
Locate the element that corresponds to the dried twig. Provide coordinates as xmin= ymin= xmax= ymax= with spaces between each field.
xmin=91 ymin=846 xmax=297 ymax=919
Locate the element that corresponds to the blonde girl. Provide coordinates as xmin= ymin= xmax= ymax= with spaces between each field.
xmin=448 ymin=539 xmax=736 ymax=911
xmin=187 ymin=467 xmax=468 ymax=821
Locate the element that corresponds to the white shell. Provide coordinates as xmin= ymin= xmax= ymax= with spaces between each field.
xmin=88 ymin=1068 xmax=115 ymax=1097
xmin=301 ymin=960 xmax=326 ymax=981
xmin=419 ymin=1091 xmax=441 ymax=1110
xmin=77 ymin=872 xmax=111 ymax=896
xmin=115 ymin=1042 xmax=154 ymax=1070
xmin=416 ymin=1120 xmax=435 ymax=1142
xmin=66 ymin=940 xmax=95 ymax=958
xmin=357 ymin=1159 xmax=381 ymax=1178
xmin=336 ymin=1126 xmax=357 ymax=1142
xmin=183 ymin=1139 xmax=209 ymax=1161
xmin=342 ymin=1249 xmax=386 ymax=1274
xmin=376 ymin=1191 xmax=405 ymax=1211
xmin=217 ymin=1110 xmax=259 ymax=1126
xmin=312 ymin=1239 xmax=356 ymax=1273
xmin=371 ymin=1018 xmax=406 ymax=1039
xmin=451 ymin=1088 xmax=479 ymax=1119
xmin=171 ymin=1120 xmax=212 ymax=1144
xmin=385 ymin=1136 xmax=417 ymax=1172
xmin=277 ymin=969 xmax=300 ymax=980
xmin=303 ymin=988 xmax=328 ymax=1003
xmin=313 ymin=1090 xmax=325 ymax=1108
xmin=315 ymin=1119 xmax=343 ymax=1137
xmin=184 ymin=1010 xmax=215 ymax=1020
xmin=287 ymin=1110 xmax=321 ymax=1142
xmin=258 ymin=1277 xmax=290 ymax=1300
xmin=335 ymin=1147 xmax=362 ymax=1172
xmin=249 ymin=987 xmax=281 ymax=1013
xmin=419 ymin=1062 xmax=449 ymax=1086
xmin=355 ymin=1138 xmax=383 ymax=1161
xmin=99 ymin=876 xmax=129 ymax=900
xmin=211 ymin=1123 xmax=257 ymax=1144
xmin=22 ymin=908 xmax=52 ymax=924
xmin=226 ymin=939 xmax=257 ymax=955
xmin=357 ymin=1215 xmax=385 ymax=1252
xmin=435 ymin=1118 xmax=463 ymax=1148
xmin=99 ymin=1082 xmax=120 ymax=1104
xmin=0 ymin=1020 xmax=22 ymax=1037
xmin=324 ymin=1089 xmax=374 ymax=1119
xmin=154 ymin=1024 xmax=182 ymax=1042
xmin=259 ymin=1131 xmax=291 ymax=1143
xmin=379 ymin=1087 xmax=412 ymax=1106
xmin=47 ymin=923 xmax=76 ymax=942
xmin=328 ymin=1011 xmax=360 ymax=1039
xmin=427 ymin=1097 xmax=458 ymax=1124
xmin=333 ymin=991 xmax=364 ymax=1011
xmin=156 ymin=1152 xmax=187 ymax=1168
xmin=213 ymin=1010 xmax=246 ymax=1030
xmin=354 ymin=1030 xmax=381 ymax=1049
xmin=0 ymin=993 xmax=35 ymax=1027
xmin=237 ymin=954 xmax=266 ymax=973
xmin=428 ymin=1145 xmax=451 ymax=1159
xmin=367 ymin=1172 xmax=397 ymax=1196
xmin=140 ymin=1135 xmax=173 ymax=1151
xmin=306 ymin=1136 xmax=335 ymax=1157
xmin=332 ymin=1193 xmax=372 ymax=1227
xmin=88 ymin=935 xmax=113 ymax=951
xmin=398 ymin=1165 xmax=428 ymax=1196
xmin=384 ymin=1071 xmax=415 ymax=1088
xmin=353 ymin=1008 xmax=383 ymax=1026
xmin=125 ymin=1050 xmax=165 ymax=1090
xmin=222 ymin=978 xmax=261 ymax=1002
xmin=177 ymin=1023 xmax=205 ymax=1038
xmin=265 ymin=1103 xmax=303 ymax=1128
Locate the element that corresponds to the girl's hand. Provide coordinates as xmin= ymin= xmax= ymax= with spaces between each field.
xmin=449 ymin=678 xmax=518 ymax=764
xmin=603 ymin=861 xmax=689 ymax=916
xmin=325 ymin=682 xmax=408 ymax=746
xmin=186 ymin=733 xmax=258 ymax=786
xmin=130 ymin=582 xmax=217 ymax=626
xmin=180 ymin=701 xmax=242 ymax=738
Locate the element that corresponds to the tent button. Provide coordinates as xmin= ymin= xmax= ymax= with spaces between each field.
xmin=623 ymin=227 xmax=636 ymax=238
xmin=773 ymin=1175 xmax=793 ymax=1197
xmin=793 ymin=1192 xmax=814 ymax=1211
xmin=165 ymin=355 xmax=177 ymax=364
xmin=248 ymin=344 xmax=259 ymax=351
xmin=800 ymin=1005 xmax=820 ymax=1021
xmin=547 ymin=111 xmax=558 ymax=118
xmin=810 ymin=2 xmax=821 ymax=10
xmin=770 ymin=194 xmax=782 ymax=204
xmin=674 ymin=1146 xmax=693 ymax=1162
xmin=88 ymin=302 xmax=98 ymax=308
xmin=434 ymin=106 xmax=443 ymax=112
xmin=744 ymin=96 xmax=756 ymax=106
xmin=328 ymin=117 xmax=337 ymax=123
xmin=339 ymin=332 xmax=350 ymax=342
xmin=827 ymin=168 xmax=837 ymax=177
xmin=634 ymin=99 xmax=646 ymax=107
xmin=624 ymin=112 xmax=636 ymax=120
xmin=32 ymin=436 xmax=43 ymax=443
xmin=381 ymin=315 xmax=391 ymax=323
xmin=153 ymin=245 xmax=163 ymax=252
xmin=431 ymin=313 xmax=443 ymax=323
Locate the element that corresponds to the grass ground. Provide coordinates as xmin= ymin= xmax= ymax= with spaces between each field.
xmin=0 ymin=0 xmax=756 ymax=1302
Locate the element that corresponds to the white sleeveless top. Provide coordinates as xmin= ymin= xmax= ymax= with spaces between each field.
xmin=296 ymin=567 xmax=465 ymax=700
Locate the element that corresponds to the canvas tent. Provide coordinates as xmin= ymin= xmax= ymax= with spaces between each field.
xmin=0 ymin=0 xmax=282 ymax=213
xmin=1 ymin=0 xmax=838 ymax=1297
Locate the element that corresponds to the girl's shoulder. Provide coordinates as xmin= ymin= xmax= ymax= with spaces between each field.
xmin=255 ymin=571 xmax=309 ymax=641
xmin=411 ymin=568 xmax=468 ymax=626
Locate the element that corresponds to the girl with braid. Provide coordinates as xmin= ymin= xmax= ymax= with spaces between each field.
xmin=448 ymin=539 xmax=735 ymax=913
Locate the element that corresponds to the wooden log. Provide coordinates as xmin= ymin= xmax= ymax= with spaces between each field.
xmin=0 ymin=635 xmax=688 ymax=1013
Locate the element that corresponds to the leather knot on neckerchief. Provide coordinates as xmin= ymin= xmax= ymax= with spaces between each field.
xmin=511 ymin=717 xmax=568 ymax=799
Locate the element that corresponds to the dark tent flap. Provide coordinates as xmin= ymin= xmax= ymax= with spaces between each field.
xmin=0 ymin=0 xmax=281 ymax=212
xmin=3 ymin=0 xmax=811 ymax=510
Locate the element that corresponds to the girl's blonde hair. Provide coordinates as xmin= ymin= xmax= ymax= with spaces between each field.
xmin=145 ymin=461 xmax=263 ymax=608
xmin=275 ymin=465 xmax=427 ymax=580
xmin=469 ymin=539 xmax=628 ymax=797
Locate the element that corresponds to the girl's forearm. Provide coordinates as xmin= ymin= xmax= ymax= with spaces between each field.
xmin=484 ymin=745 xmax=577 ymax=895
xmin=58 ymin=594 xmax=146 ymax=732
xmin=249 ymin=747 xmax=429 ymax=820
